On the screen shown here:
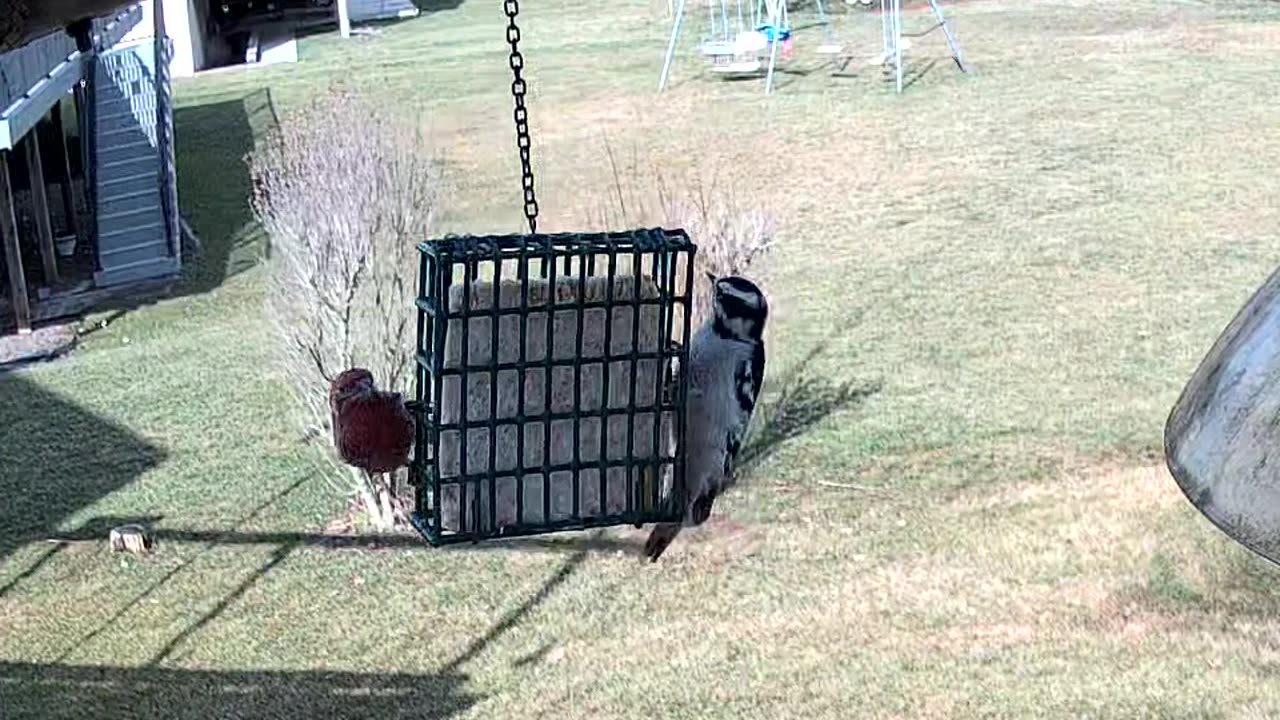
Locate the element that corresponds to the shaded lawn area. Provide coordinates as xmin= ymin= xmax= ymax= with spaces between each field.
xmin=5 ymin=0 xmax=1280 ymax=717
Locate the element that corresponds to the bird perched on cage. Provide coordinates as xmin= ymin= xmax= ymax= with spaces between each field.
xmin=644 ymin=274 xmax=768 ymax=562
xmin=329 ymin=368 xmax=415 ymax=474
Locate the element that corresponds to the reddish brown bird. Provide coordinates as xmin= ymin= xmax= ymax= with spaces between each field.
xmin=329 ymin=368 xmax=415 ymax=474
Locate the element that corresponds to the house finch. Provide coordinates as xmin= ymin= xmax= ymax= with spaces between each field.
xmin=329 ymin=368 xmax=415 ymax=474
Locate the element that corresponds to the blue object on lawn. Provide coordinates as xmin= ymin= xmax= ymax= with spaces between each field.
xmin=755 ymin=23 xmax=791 ymax=42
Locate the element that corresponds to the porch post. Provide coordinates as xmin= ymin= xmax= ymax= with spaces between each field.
xmin=50 ymin=100 xmax=83 ymax=244
xmin=338 ymin=0 xmax=352 ymax=38
xmin=24 ymin=131 xmax=59 ymax=286
xmin=73 ymin=75 xmax=97 ymax=273
xmin=0 ymin=152 xmax=32 ymax=335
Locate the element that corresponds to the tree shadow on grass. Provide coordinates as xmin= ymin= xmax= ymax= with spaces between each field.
xmin=0 ymin=540 xmax=581 ymax=717
xmin=0 ymin=373 xmax=166 ymax=573
xmin=173 ymin=88 xmax=278 ymax=296
xmin=0 ymin=662 xmax=477 ymax=720
xmin=2 ymin=510 xmax=591 ymax=719
xmin=1 ymin=530 xmax=582 ymax=719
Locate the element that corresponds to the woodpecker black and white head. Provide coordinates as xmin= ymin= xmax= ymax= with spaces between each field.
xmin=710 ymin=272 xmax=769 ymax=343
xmin=644 ymin=272 xmax=768 ymax=562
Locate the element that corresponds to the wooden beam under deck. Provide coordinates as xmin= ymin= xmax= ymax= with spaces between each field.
xmin=50 ymin=101 xmax=82 ymax=244
xmin=24 ymin=130 xmax=59 ymax=286
xmin=0 ymin=151 xmax=31 ymax=334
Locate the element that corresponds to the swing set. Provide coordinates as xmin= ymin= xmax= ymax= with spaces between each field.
xmin=660 ymin=0 xmax=842 ymax=94
xmin=660 ymin=0 xmax=968 ymax=95
xmin=872 ymin=0 xmax=967 ymax=94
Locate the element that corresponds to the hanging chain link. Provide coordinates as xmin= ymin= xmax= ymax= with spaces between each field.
xmin=504 ymin=0 xmax=539 ymax=235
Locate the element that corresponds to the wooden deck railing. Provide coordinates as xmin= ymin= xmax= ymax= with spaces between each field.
xmin=0 ymin=4 xmax=142 ymax=112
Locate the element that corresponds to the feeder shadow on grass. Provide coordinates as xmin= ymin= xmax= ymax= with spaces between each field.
xmin=10 ymin=523 xmax=589 ymax=717
xmin=733 ymin=341 xmax=882 ymax=487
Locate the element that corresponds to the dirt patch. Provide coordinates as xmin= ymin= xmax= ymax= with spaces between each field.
xmin=0 ymin=322 xmax=77 ymax=371
xmin=607 ymin=514 xmax=767 ymax=565
xmin=684 ymin=516 xmax=766 ymax=564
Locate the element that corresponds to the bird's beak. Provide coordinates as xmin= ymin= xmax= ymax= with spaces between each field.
xmin=704 ymin=270 xmax=718 ymax=285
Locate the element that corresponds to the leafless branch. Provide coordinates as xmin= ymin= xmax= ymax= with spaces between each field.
xmin=585 ymin=136 xmax=778 ymax=330
xmin=249 ymin=85 xmax=442 ymax=529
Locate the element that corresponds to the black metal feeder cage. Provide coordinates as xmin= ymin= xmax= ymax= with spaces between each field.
xmin=410 ymin=229 xmax=697 ymax=545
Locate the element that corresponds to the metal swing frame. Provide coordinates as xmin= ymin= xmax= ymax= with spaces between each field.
xmin=876 ymin=0 xmax=968 ymax=94
xmin=660 ymin=0 xmax=833 ymax=95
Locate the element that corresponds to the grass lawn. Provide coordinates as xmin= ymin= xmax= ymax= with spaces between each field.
xmin=5 ymin=0 xmax=1280 ymax=716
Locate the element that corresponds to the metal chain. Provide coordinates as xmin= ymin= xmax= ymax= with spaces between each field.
xmin=504 ymin=0 xmax=539 ymax=235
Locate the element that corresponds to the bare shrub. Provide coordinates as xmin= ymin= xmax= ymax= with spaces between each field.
xmin=250 ymin=85 xmax=442 ymax=530
xmin=585 ymin=139 xmax=777 ymax=329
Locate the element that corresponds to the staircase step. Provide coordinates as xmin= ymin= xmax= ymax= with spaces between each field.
xmin=96 ymin=155 xmax=158 ymax=185
xmin=98 ymin=218 xmax=165 ymax=244
xmin=99 ymin=170 xmax=160 ymax=197
xmin=99 ymin=202 xmax=163 ymax=227
xmin=98 ymin=139 xmax=157 ymax=167
xmin=95 ymin=109 xmax=156 ymax=137
xmin=94 ymin=256 xmax=179 ymax=288
xmin=99 ymin=186 xmax=162 ymax=218
xmin=98 ymin=237 xmax=171 ymax=269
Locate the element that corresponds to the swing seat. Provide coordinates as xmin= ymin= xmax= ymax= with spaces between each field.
xmin=700 ymin=40 xmax=738 ymax=57
xmin=816 ymin=43 xmax=843 ymax=55
xmin=734 ymin=30 xmax=768 ymax=55
xmin=712 ymin=59 xmax=763 ymax=75
xmin=1165 ymin=263 xmax=1280 ymax=566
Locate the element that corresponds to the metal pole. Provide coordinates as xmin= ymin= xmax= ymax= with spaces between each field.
xmin=659 ymin=0 xmax=688 ymax=91
xmin=928 ymin=0 xmax=969 ymax=73
xmin=892 ymin=0 xmax=903 ymax=94
xmin=764 ymin=0 xmax=786 ymax=95
xmin=814 ymin=0 xmax=837 ymax=46
xmin=764 ymin=27 xmax=779 ymax=94
xmin=337 ymin=0 xmax=351 ymax=38
xmin=880 ymin=0 xmax=890 ymax=61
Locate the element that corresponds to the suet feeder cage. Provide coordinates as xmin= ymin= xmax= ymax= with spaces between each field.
xmin=410 ymin=230 xmax=697 ymax=546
